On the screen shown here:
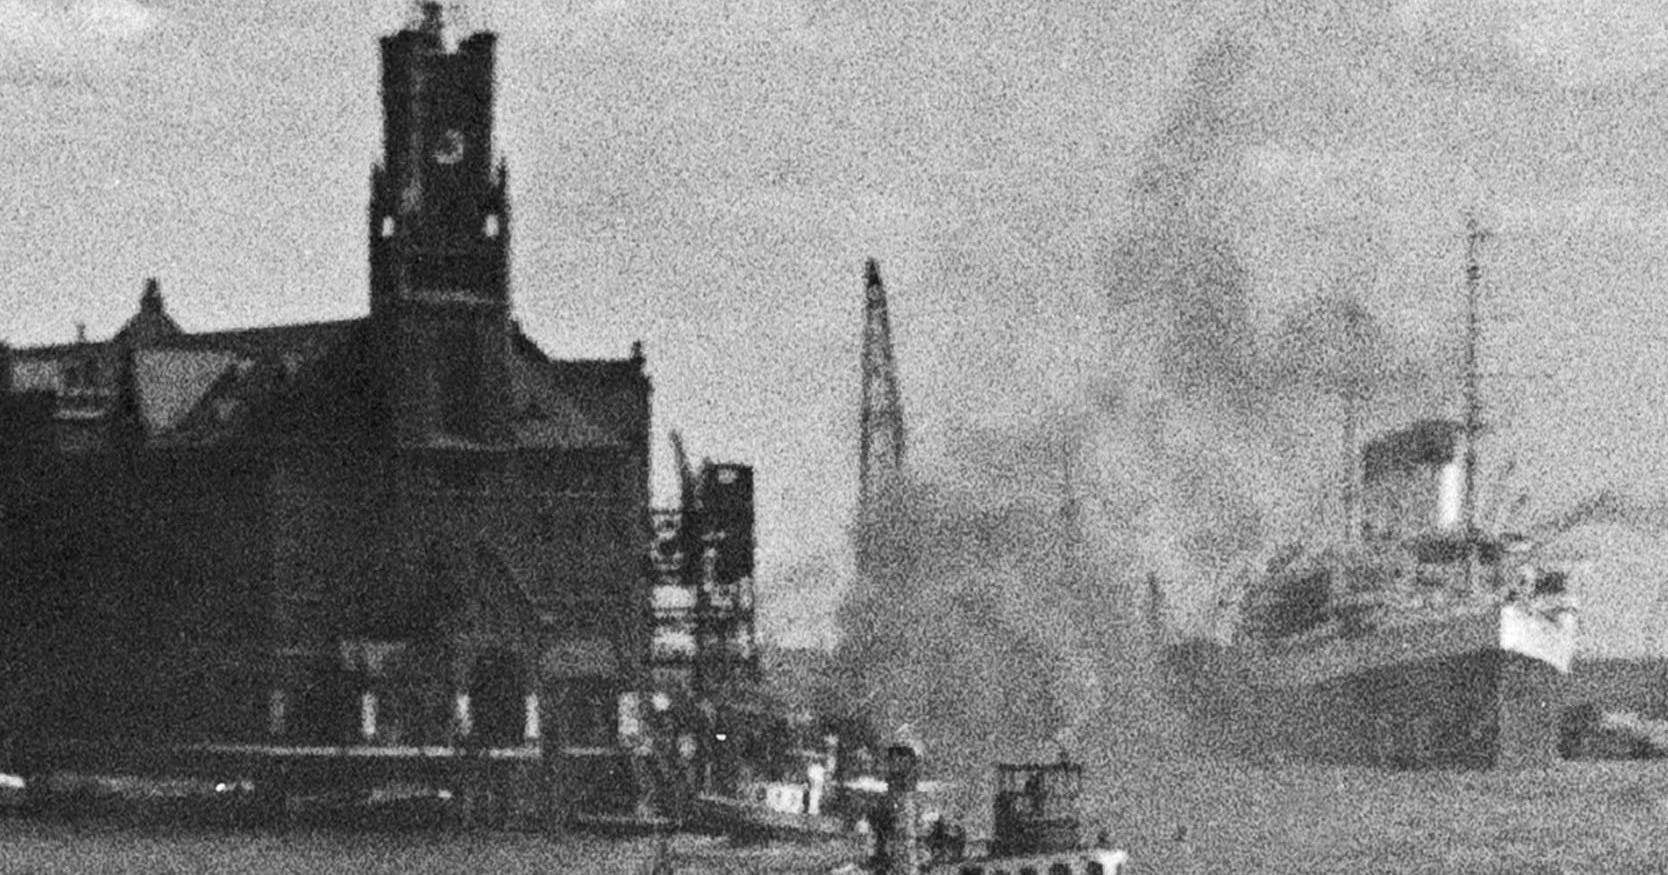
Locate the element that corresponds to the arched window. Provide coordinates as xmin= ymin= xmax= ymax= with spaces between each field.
xmin=380 ymin=216 xmax=395 ymax=238
xmin=484 ymin=214 xmax=500 ymax=238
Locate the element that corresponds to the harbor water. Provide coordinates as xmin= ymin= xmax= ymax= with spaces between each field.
xmin=4 ymin=760 xmax=1668 ymax=872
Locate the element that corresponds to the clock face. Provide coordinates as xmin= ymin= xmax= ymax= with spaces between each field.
xmin=433 ymin=129 xmax=465 ymax=165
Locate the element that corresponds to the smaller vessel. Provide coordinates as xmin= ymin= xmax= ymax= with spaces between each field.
xmin=687 ymin=774 xmax=849 ymax=843
xmin=860 ymin=746 xmax=1129 ymax=875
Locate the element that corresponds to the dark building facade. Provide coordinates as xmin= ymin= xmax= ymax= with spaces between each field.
xmin=0 ymin=5 xmax=651 ymax=788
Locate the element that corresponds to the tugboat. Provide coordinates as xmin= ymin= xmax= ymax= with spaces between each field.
xmin=858 ymin=745 xmax=1129 ymax=875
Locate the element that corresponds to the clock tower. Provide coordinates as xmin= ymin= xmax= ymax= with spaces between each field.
xmin=369 ymin=3 xmax=512 ymax=443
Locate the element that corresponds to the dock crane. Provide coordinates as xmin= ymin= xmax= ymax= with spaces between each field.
xmin=857 ymin=258 xmax=908 ymax=572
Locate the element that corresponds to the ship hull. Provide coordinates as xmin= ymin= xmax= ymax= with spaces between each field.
xmin=685 ymin=792 xmax=851 ymax=842
xmin=1162 ymin=606 xmax=1575 ymax=769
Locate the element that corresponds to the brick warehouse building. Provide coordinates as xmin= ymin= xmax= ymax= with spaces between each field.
xmin=0 ymin=6 xmax=653 ymax=815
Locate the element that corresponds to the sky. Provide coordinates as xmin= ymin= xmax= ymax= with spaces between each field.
xmin=7 ymin=0 xmax=1668 ymax=654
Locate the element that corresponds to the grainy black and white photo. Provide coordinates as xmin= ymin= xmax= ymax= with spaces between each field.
xmin=2 ymin=1 xmax=1666 ymax=872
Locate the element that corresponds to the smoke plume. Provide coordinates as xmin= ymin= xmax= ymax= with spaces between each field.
xmin=833 ymin=5 xmax=1461 ymax=825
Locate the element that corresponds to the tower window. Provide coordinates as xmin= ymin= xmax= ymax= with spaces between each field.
xmin=484 ymin=214 xmax=500 ymax=238
xmin=381 ymin=216 xmax=395 ymax=238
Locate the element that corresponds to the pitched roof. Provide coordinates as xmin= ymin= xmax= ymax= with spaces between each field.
xmin=143 ymin=320 xmax=361 ymax=363
xmin=230 ymin=319 xmax=384 ymax=447
xmin=537 ymin=361 xmax=649 ymax=448
xmin=8 ymin=295 xmax=646 ymax=452
xmin=508 ymin=349 xmax=620 ymax=448
xmin=11 ymin=316 xmax=365 ymax=446
xmin=12 ymin=320 xmax=358 ymax=382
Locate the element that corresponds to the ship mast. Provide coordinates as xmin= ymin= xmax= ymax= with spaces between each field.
xmin=1462 ymin=215 xmax=1488 ymax=592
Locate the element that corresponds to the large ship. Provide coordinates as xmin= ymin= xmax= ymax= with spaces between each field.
xmin=1160 ymin=224 xmax=1578 ymax=770
xmin=1161 ymin=418 xmax=1578 ymax=769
